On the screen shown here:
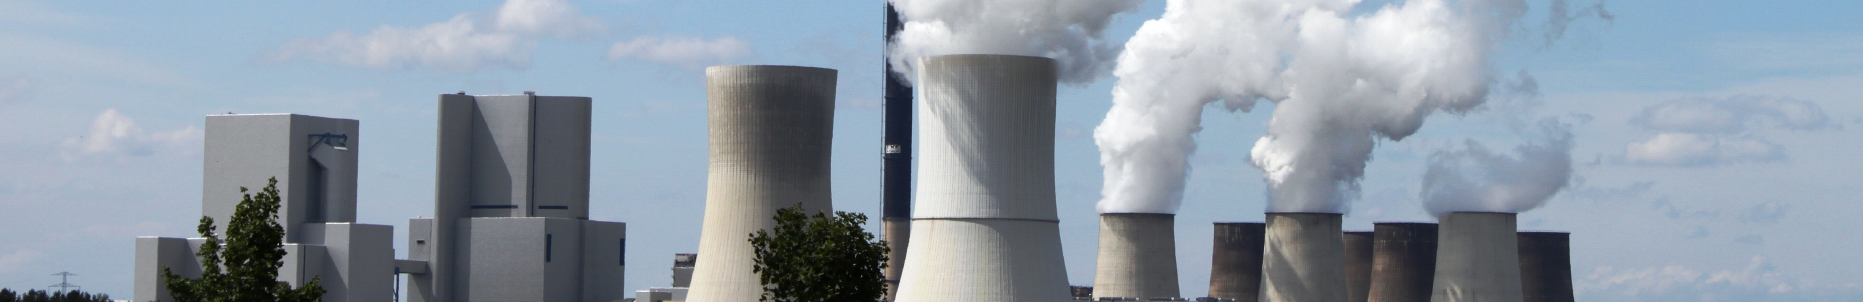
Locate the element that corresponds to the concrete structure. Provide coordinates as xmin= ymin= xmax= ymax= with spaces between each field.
xmin=1517 ymin=232 xmax=1574 ymax=302
xmin=1209 ymin=223 xmax=1266 ymax=301
xmin=1344 ymin=231 xmax=1374 ymax=302
xmin=637 ymin=254 xmax=698 ymax=302
xmin=1259 ymin=213 xmax=1348 ymax=302
xmin=406 ymin=93 xmax=627 ymax=302
xmin=686 ymin=65 xmax=838 ymax=302
xmin=880 ymin=4 xmax=916 ymax=300
xmin=1094 ymin=213 xmax=1181 ymax=300
xmin=893 ymin=54 xmax=1070 ymax=302
xmin=1367 ymin=223 xmax=1438 ymax=302
xmin=1429 ymin=212 xmax=1523 ymax=302
xmin=135 ymin=114 xmax=394 ymax=302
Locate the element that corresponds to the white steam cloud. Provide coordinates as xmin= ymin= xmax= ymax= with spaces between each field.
xmin=1421 ymin=119 xmax=1575 ymax=218
xmin=1097 ymin=0 xmax=1573 ymax=213
xmin=271 ymin=0 xmax=604 ymax=72
xmin=886 ymin=0 xmax=1144 ymax=85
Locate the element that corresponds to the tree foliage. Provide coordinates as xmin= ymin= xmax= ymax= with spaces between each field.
xmin=0 ymin=288 xmax=113 ymax=302
xmin=162 ymin=178 xmax=324 ymax=302
xmin=749 ymin=204 xmax=890 ymax=302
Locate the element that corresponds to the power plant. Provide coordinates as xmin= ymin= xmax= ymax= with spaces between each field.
xmin=685 ymin=65 xmax=839 ymax=302
xmin=1368 ymin=223 xmax=1439 ymax=302
xmin=1430 ymin=212 xmax=1525 ymax=302
xmin=1209 ymin=222 xmax=1266 ymax=301
xmin=892 ymin=54 xmax=1071 ymax=302
xmin=1093 ymin=213 xmax=1181 ymax=300
xmin=1518 ymin=232 xmax=1575 ymax=302
xmin=1259 ymin=213 xmax=1350 ymax=302
xmin=1345 ymin=231 xmax=1375 ymax=302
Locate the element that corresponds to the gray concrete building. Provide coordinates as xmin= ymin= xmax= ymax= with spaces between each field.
xmin=405 ymin=93 xmax=627 ymax=302
xmin=134 ymin=114 xmax=395 ymax=302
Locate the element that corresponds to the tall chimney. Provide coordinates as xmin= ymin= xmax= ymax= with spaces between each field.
xmin=1429 ymin=212 xmax=1524 ymax=302
xmin=880 ymin=4 xmax=914 ymax=300
xmin=893 ymin=54 xmax=1069 ymax=302
xmin=1259 ymin=213 xmax=1348 ymax=302
xmin=1209 ymin=222 xmax=1266 ymax=301
xmin=686 ymin=65 xmax=838 ymax=302
xmin=1344 ymin=231 xmax=1374 ymax=302
xmin=1367 ymin=223 xmax=1438 ymax=302
xmin=1093 ymin=213 xmax=1181 ymax=300
xmin=1517 ymin=232 xmax=1574 ymax=302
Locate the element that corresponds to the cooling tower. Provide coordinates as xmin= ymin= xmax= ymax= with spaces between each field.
xmin=1094 ymin=213 xmax=1181 ymax=300
xmin=1209 ymin=223 xmax=1266 ymax=301
xmin=1517 ymin=232 xmax=1574 ymax=302
xmin=1367 ymin=223 xmax=1438 ymax=302
xmin=1259 ymin=213 xmax=1348 ymax=302
xmin=893 ymin=54 xmax=1069 ymax=302
xmin=1429 ymin=212 xmax=1523 ymax=302
xmin=1344 ymin=231 xmax=1374 ymax=302
xmin=685 ymin=65 xmax=838 ymax=302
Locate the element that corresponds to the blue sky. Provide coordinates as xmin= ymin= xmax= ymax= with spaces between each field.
xmin=0 ymin=0 xmax=1859 ymax=300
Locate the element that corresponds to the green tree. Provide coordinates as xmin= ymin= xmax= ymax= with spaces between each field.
xmin=748 ymin=204 xmax=890 ymax=302
xmin=162 ymin=178 xmax=324 ymax=302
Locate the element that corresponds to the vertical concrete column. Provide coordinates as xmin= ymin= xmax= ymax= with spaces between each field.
xmin=1429 ymin=212 xmax=1523 ymax=302
xmin=686 ymin=65 xmax=838 ymax=302
xmin=1368 ymin=223 xmax=1438 ymax=302
xmin=1344 ymin=231 xmax=1374 ymax=302
xmin=894 ymin=54 xmax=1068 ymax=302
xmin=1093 ymin=213 xmax=1181 ymax=300
xmin=1259 ymin=213 xmax=1348 ymax=302
xmin=1517 ymin=232 xmax=1573 ymax=302
xmin=1210 ymin=222 xmax=1266 ymax=301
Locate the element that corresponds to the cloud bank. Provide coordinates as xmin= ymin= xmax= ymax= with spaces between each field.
xmin=1625 ymin=95 xmax=1833 ymax=167
xmin=271 ymin=0 xmax=604 ymax=72
xmin=1577 ymin=256 xmax=1863 ymax=301
xmin=606 ymin=36 xmax=752 ymax=69
xmin=60 ymin=109 xmax=201 ymax=159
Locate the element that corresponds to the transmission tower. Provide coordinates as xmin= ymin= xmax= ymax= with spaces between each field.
xmin=47 ymin=271 xmax=81 ymax=293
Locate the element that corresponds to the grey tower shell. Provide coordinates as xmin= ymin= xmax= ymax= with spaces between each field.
xmin=893 ymin=54 xmax=1069 ymax=302
xmin=1430 ymin=212 xmax=1524 ymax=302
xmin=1210 ymin=222 xmax=1266 ymax=301
xmin=1517 ymin=232 xmax=1574 ymax=302
xmin=1344 ymin=231 xmax=1374 ymax=302
xmin=1259 ymin=213 xmax=1349 ymax=302
xmin=1368 ymin=223 xmax=1438 ymax=302
xmin=685 ymin=65 xmax=838 ymax=302
xmin=1093 ymin=213 xmax=1181 ymax=300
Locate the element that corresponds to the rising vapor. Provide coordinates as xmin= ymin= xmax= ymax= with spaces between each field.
xmin=886 ymin=0 xmax=1144 ymax=85
xmin=1421 ymin=118 xmax=1576 ymax=218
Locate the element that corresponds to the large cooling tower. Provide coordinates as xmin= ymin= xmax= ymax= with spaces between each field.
xmin=685 ymin=65 xmax=838 ymax=302
xmin=1429 ymin=212 xmax=1523 ymax=302
xmin=1344 ymin=231 xmax=1374 ymax=302
xmin=893 ymin=54 xmax=1069 ymax=302
xmin=1368 ymin=223 xmax=1438 ymax=302
xmin=1210 ymin=222 xmax=1266 ymax=301
xmin=1260 ymin=213 xmax=1348 ymax=302
xmin=1093 ymin=213 xmax=1181 ymax=300
xmin=1518 ymin=232 xmax=1574 ymax=302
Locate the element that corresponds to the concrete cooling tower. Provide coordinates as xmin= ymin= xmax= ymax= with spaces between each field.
xmin=1367 ymin=223 xmax=1438 ymax=302
xmin=1344 ymin=231 xmax=1374 ymax=302
xmin=1259 ymin=213 xmax=1348 ymax=302
xmin=1093 ymin=213 xmax=1181 ymax=300
xmin=1430 ymin=212 xmax=1523 ymax=302
xmin=893 ymin=54 xmax=1069 ymax=302
xmin=1209 ymin=222 xmax=1266 ymax=301
xmin=685 ymin=65 xmax=838 ymax=302
xmin=1518 ymin=232 xmax=1574 ymax=302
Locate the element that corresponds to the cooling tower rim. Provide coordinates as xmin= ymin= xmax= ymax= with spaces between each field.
xmin=1264 ymin=212 xmax=1344 ymax=216
xmin=923 ymin=53 xmax=1054 ymax=61
xmin=1517 ymin=231 xmax=1572 ymax=235
xmin=1212 ymin=221 xmax=1264 ymax=225
xmin=1444 ymin=211 xmax=1516 ymax=215
xmin=1100 ymin=212 xmax=1176 ymax=217
xmin=1372 ymin=221 xmax=1438 ymax=226
xmin=1344 ymin=230 xmax=1374 ymax=234
xmin=705 ymin=64 xmax=837 ymax=72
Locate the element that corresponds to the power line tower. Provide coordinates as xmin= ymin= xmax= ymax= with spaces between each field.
xmin=47 ymin=271 xmax=81 ymax=293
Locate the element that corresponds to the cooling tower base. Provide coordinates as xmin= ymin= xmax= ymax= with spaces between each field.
xmin=1260 ymin=213 xmax=1348 ymax=302
xmin=1430 ymin=212 xmax=1524 ymax=302
xmin=1094 ymin=213 xmax=1181 ymax=300
xmin=895 ymin=218 xmax=1070 ymax=302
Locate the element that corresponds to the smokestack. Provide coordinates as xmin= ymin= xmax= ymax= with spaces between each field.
xmin=881 ymin=4 xmax=914 ymax=301
xmin=1259 ymin=213 xmax=1348 ymax=302
xmin=1209 ymin=222 xmax=1265 ymax=301
xmin=893 ymin=54 xmax=1069 ymax=302
xmin=1344 ymin=231 xmax=1374 ymax=302
xmin=1517 ymin=232 xmax=1574 ymax=302
xmin=1429 ymin=212 xmax=1524 ymax=302
xmin=686 ymin=65 xmax=838 ymax=302
xmin=1094 ymin=213 xmax=1181 ymax=300
xmin=1367 ymin=223 xmax=1438 ymax=302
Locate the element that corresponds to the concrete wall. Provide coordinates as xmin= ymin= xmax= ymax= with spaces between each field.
xmin=1094 ymin=213 xmax=1181 ymax=300
xmin=299 ymin=223 xmax=396 ymax=302
xmin=203 ymin=114 xmax=358 ymax=243
xmin=687 ymin=65 xmax=838 ymax=302
xmin=1259 ymin=213 xmax=1347 ymax=302
xmin=1517 ymin=232 xmax=1573 ymax=302
xmin=896 ymin=55 xmax=1068 ymax=302
xmin=134 ymin=237 xmax=204 ymax=302
xmin=1209 ymin=222 xmax=1265 ymax=301
xmin=459 ymin=217 xmax=582 ymax=302
xmin=1368 ymin=223 xmax=1437 ymax=302
xmin=581 ymin=220 xmax=628 ymax=302
xmin=1429 ymin=212 xmax=1523 ymax=302
xmin=1344 ymin=232 xmax=1374 ymax=302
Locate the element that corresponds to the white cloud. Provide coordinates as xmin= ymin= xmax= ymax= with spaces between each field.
xmin=59 ymin=108 xmax=202 ymax=159
xmin=1629 ymin=96 xmax=1834 ymax=133
xmin=605 ymin=36 xmax=752 ymax=68
xmin=1625 ymin=133 xmax=1784 ymax=167
xmin=270 ymin=0 xmax=604 ymax=72
xmin=1577 ymin=256 xmax=1863 ymax=301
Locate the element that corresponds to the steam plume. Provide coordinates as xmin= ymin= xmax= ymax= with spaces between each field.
xmin=1097 ymin=0 xmax=1543 ymax=213
xmin=1422 ymin=118 xmax=1575 ymax=218
xmin=886 ymin=0 xmax=1144 ymax=85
